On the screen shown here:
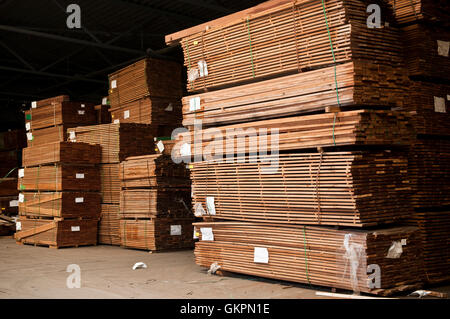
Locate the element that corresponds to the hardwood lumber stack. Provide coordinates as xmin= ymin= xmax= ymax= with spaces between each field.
xmin=194 ymin=222 xmax=423 ymax=295
xmin=191 ymin=151 xmax=411 ymax=227
xmin=166 ymin=0 xmax=402 ymax=92
xmin=409 ymin=210 xmax=450 ymax=284
xmin=99 ymin=204 xmax=120 ymax=246
xmin=25 ymin=125 xmax=72 ymax=147
xmin=388 ymin=0 xmax=450 ymax=26
xmin=15 ymin=217 xmax=98 ymax=248
xmin=100 ymin=164 xmax=120 ymax=204
xmin=67 ymin=123 xmax=156 ymax=163
xmin=120 ymin=218 xmax=194 ymax=251
xmin=182 ymin=61 xmax=409 ymax=127
xmin=175 ymin=110 xmax=413 ymax=159
xmin=94 ymin=104 xmax=111 ymax=124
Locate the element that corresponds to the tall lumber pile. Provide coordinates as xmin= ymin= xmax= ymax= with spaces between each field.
xmin=166 ymin=0 xmax=429 ymax=295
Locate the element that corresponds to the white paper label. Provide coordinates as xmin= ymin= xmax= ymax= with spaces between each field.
xmin=26 ymin=133 xmax=33 ymax=141
xmin=447 ymin=95 xmax=450 ymax=101
xmin=69 ymin=131 xmax=76 ymax=140
xmin=16 ymin=222 xmax=22 ymax=231
xmin=78 ymin=110 xmax=85 ymax=115
xmin=113 ymin=119 xmax=120 ymax=124
xmin=188 ymin=68 xmax=199 ymax=82
xmin=198 ymin=60 xmax=208 ymax=77
xmin=206 ymin=197 xmax=216 ymax=215
xmin=31 ymin=101 xmax=37 ymax=108
xmin=124 ymin=110 xmax=130 ymax=119
xmin=165 ymin=103 xmax=173 ymax=112
xmin=189 ymin=97 xmax=201 ymax=111
xmin=254 ymin=247 xmax=269 ymax=263
xmin=18 ymin=193 xmax=24 ymax=203
xmin=25 ymin=122 xmax=31 ymax=131
xmin=401 ymin=238 xmax=407 ymax=246
xmin=386 ymin=241 xmax=403 ymax=258
xmin=9 ymin=200 xmax=18 ymax=207
xmin=180 ymin=143 xmax=191 ymax=156
xmin=170 ymin=225 xmax=182 ymax=236
xmin=75 ymin=197 xmax=84 ymax=203
xmin=18 ymin=169 xmax=24 ymax=178
xmin=200 ymin=227 xmax=214 ymax=241
xmin=81 ymin=104 xmax=85 ymax=108
xmin=111 ymin=80 xmax=117 ymax=89
xmin=157 ymin=140 xmax=164 ymax=153
xmin=437 ymin=40 xmax=450 ymax=57
xmin=194 ymin=202 xmax=206 ymax=217
xmin=71 ymin=226 xmax=80 ymax=232
xmin=434 ymin=96 xmax=446 ymax=113
xmin=102 ymin=97 xmax=107 ymax=105
xmin=76 ymin=173 xmax=85 ymax=179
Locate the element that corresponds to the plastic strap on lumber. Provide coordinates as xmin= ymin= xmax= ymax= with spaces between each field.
xmin=16 ymin=220 xmax=56 ymax=240
xmin=340 ymin=233 xmax=365 ymax=295
xmin=246 ymin=18 xmax=256 ymax=79
xmin=0 ymin=167 xmax=18 ymax=185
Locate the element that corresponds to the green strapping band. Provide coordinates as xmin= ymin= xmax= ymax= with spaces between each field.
xmin=0 ymin=167 xmax=18 ymax=184
xmin=302 ymin=226 xmax=311 ymax=285
xmin=321 ymin=0 xmax=340 ymax=146
xmin=246 ymin=18 xmax=256 ymax=78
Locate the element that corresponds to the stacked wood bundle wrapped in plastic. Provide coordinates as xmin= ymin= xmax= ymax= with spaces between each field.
xmin=67 ymin=123 xmax=156 ymax=245
xmin=119 ymin=140 xmax=194 ymax=251
xmin=15 ymin=141 xmax=101 ymax=248
xmin=165 ymin=0 xmax=403 ymax=93
xmin=194 ymin=222 xmax=423 ymax=295
xmin=24 ymin=95 xmax=96 ymax=146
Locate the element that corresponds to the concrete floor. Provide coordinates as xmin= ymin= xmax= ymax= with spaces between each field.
xmin=0 ymin=237 xmax=448 ymax=299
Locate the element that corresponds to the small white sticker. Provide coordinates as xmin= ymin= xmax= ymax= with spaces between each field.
xmin=180 ymin=143 xmax=191 ymax=156
xmin=71 ymin=226 xmax=80 ymax=232
xmin=157 ymin=140 xmax=164 ymax=153
xmin=165 ymin=103 xmax=173 ymax=111
xmin=188 ymin=68 xmax=199 ymax=82
xmin=200 ymin=227 xmax=214 ymax=241
xmin=124 ymin=110 xmax=130 ymax=119
xmin=437 ymin=40 xmax=450 ymax=57
xmin=19 ymin=193 xmax=24 ymax=203
xmin=401 ymin=238 xmax=407 ymax=246
xmin=16 ymin=222 xmax=22 ymax=231
xmin=189 ymin=97 xmax=201 ymax=111
xmin=76 ymin=173 xmax=84 ymax=179
xmin=31 ymin=101 xmax=37 ymax=108
xmin=18 ymin=169 xmax=24 ymax=178
xmin=102 ymin=97 xmax=107 ymax=105
xmin=111 ymin=80 xmax=117 ymax=89
xmin=26 ymin=133 xmax=33 ymax=141
xmin=254 ymin=247 xmax=269 ymax=263
xmin=113 ymin=119 xmax=120 ymax=124
xmin=447 ymin=95 xmax=450 ymax=101
xmin=206 ymin=197 xmax=216 ymax=215
xmin=78 ymin=110 xmax=85 ymax=115
xmin=434 ymin=96 xmax=446 ymax=113
xmin=80 ymin=104 xmax=85 ymax=108
xmin=194 ymin=203 xmax=206 ymax=217
xmin=198 ymin=60 xmax=208 ymax=77
xmin=75 ymin=197 xmax=84 ymax=203
xmin=9 ymin=200 xmax=18 ymax=207
xmin=25 ymin=122 xmax=31 ymax=131
xmin=69 ymin=131 xmax=76 ymax=140
xmin=170 ymin=225 xmax=182 ymax=236
xmin=386 ymin=241 xmax=403 ymax=258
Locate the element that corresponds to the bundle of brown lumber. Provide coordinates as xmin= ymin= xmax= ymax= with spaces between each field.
xmin=18 ymin=192 xmax=101 ymax=219
xmin=15 ymin=217 xmax=98 ymax=248
xmin=94 ymin=104 xmax=111 ymax=124
xmin=108 ymin=57 xmax=182 ymax=108
xmin=99 ymin=204 xmax=120 ymax=245
xmin=402 ymin=23 xmax=450 ymax=81
xmin=22 ymin=141 xmax=100 ymax=167
xmin=120 ymin=218 xmax=194 ymax=251
xmin=408 ymin=139 xmax=450 ymax=208
xmin=0 ymin=130 xmax=26 ymax=150
xmin=166 ymin=0 xmax=402 ymax=92
xmin=409 ymin=210 xmax=450 ymax=284
xmin=388 ymin=0 xmax=450 ymax=25
xmin=182 ymin=61 xmax=409 ymax=127
xmin=67 ymin=123 xmax=156 ymax=163
xmin=100 ymin=164 xmax=120 ymax=203
xmin=0 ymin=196 xmax=18 ymax=215
xmin=26 ymin=125 xmax=72 ymax=147
xmin=191 ymin=151 xmax=411 ymax=227
xmin=175 ymin=110 xmax=413 ymax=159
xmin=403 ymin=82 xmax=450 ymax=136
xmin=194 ymin=222 xmax=423 ymax=295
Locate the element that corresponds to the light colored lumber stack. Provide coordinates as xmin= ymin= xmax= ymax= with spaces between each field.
xmin=99 ymin=204 xmax=120 ymax=246
xmin=166 ymin=0 xmax=402 ymax=92
xmin=194 ymin=222 xmax=423 ymax=295
xmin=100 ymin=164 xmax=120 ymax=204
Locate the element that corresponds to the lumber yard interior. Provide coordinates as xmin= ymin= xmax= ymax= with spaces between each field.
xmin=0 ymin=0 xmax=449 ymax=307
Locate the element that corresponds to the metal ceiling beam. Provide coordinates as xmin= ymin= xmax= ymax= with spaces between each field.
xmin=175 ymin=0 xmax=233 ymax=14
xmin=0 ymin=40 xmax=36 ymax=71
xmin=0 ymin=25 xmax=145 ymax=55
xmin=15 ymin=26 xmax=164 ymax=38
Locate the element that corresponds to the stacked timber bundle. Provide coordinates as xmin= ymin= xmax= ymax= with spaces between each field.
xmin=25 ymin=95 xmax=96 ymax=146
xmin=194 ymin=222 xmax=424 ymax=295
xmin=15 ymin=141 xmax=101 ymax=248
xmin=165 ymin=0 xmax=403 ymax=92
xmin=388 ymin=0 xmax=450 ymax=26
xmin=119 ymin=141 xmax=194 ymax=251
xmin=68 ymin=123 xmax=156 ymax=245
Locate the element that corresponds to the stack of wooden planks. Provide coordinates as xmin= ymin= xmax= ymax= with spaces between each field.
xmin=182 ymin=61 xmax=409 ymax=128
xmin=166 ymin=0 xmax=403 ymax=92
xmin=15 ymin=141 xmax=101 ymax=248
xmin=175 ymin=110 xmax=413 ymax=159
xmin=388 ymin=0 xmax=450 ymax=25
xmin=194 ymin=222 xmax=424 ymax=295
xmin=0 ymin=214 xmax=16 ymax=236
xmin=99 ymin=204 xmax=120 ymax=246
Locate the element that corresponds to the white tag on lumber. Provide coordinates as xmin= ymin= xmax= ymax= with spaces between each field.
xmin=206 ymin=197 xmax=216 ymax=215
xmin=75 ymin=197 xmax=84 ymax=203
xmin=437 ymin=40 xmax=450 ymax=57
xmin=188 ymin=68 xmax=199 ymax=82
xmin=124 ymin=110 xmax=130 ymax=119
xmin=189 ymin=97 xmax=201 ymax=111
xmin=386 ymin=241 xmax=403 ymax=258
xmin=18 ymin=169 xmax=24 ymax=178
xmin=180 ymin=143 xmax=191 ymax=156
xmin=80 ymin=104 xmax=85 ymax=108
xmin=31 ymin=101 xmax=37 ymax=108
xmin=25 ymin=122 xmax=31 ymax=131
xmin=254 ymin=247 xmax=269 ymax=263
xmin=76 ymin=173 xmax=84 ymax=179
xmin=111 ymin=79 xmax=117 ymax=89
xmin=102 ymin=97 xmax=107 ymax=105
xmin=78 ymin=110 xmax=85 ymax=115
xmin=18 ymin=193 xmax=24 ymax=203
xmin=69 ymin=131 xmax=76 ymax=141
xmin=16 ymin=222 xmax=22 ymax=231
xmin=198 ymin=60 xmax=208 ymax=77
xmin=165 ymin=103 xmax=173 ymax=111
xmin=434 ymin=96 xmax=446 ymax=113
xmin=156 ymin=140 xmax=164 ymax=153
xmin=447 ymin=95 xmax=450 ymax=101
xmin=194 ymin=202 xmax=206 ymax=217
xmin=170 ymin=225 xmax=182 ymax=236
xmin=401 ymin=238 xmax=407 ymax=246
xmin=200 ymin=227 xmax=214 ymax=241
xmin=71 ymin=226 xmax=80 ymax=232
xmin=9 ymin=200 xmax=18 ymax=207
xmin=113 ymin=119 xmax=120 ymax=124
xmin=26 ymin=133 xmax=33 ymax=141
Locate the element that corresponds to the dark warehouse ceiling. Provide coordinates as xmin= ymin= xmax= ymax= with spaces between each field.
xmin=0 ymin=0 xmax=264 ymax=129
